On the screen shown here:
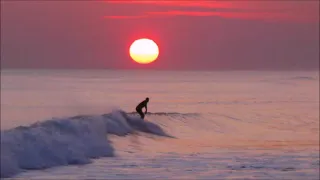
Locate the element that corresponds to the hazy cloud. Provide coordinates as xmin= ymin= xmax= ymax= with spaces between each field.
xmin=104 ymin=1 xmax=319 ymax=23
xmin=105 ymin=15 xmax=148 ymax=19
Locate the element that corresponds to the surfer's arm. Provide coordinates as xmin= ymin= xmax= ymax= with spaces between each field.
xmin=144 ymin=105 xmax=148 ymax=114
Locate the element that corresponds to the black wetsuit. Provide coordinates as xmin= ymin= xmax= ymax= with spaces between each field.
xmin=136 ymin=100 xmax=148 ymax=119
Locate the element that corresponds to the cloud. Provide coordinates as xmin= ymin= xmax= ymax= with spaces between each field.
xmin=145 ymin=11 xmax=313 ymax=23
xmin=104 ymin=1 xmax=319 ymax=23
xmin=104 ymin=11 xmax=316 ymax=23
xmin=106 ymin=1 xmax=234 ymax=9
xmin=105 ymin=15 xmax=148 ymax=19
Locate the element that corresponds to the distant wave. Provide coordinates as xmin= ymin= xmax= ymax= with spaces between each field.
xmin=259 ymin=76 xmax=318 ymax=85
xmin=287 ymin=76 xmax=318 ymax=81
xmin=127 ymin=112 xmax=200 ymax=117
xmin=0 ymin=110 xmax=173 ymax=178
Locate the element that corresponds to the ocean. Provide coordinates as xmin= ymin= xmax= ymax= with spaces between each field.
xmin=1 ymin=69 xmax=319 ymax=179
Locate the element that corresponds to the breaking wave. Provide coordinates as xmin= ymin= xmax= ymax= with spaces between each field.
xmin=0 ymin=110 xmax=173 ymax=178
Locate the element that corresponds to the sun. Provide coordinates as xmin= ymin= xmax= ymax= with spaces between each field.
xmin=129 ymin=38 xmax=159 ymax=64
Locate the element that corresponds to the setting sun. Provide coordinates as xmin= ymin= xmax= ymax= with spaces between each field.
xmin=129 ymin=38 xmax=159 ymax=64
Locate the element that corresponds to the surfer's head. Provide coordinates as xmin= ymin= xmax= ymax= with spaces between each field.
xmin=146 ymin=97 xmax=149 ymax=102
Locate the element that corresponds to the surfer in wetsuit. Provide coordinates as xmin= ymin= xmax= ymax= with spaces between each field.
xmin=136 ymin=97 xmax=149 ymax=119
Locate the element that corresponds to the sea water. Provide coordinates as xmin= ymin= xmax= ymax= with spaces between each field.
xmin=1 ymin=69 xmax=319 ymax=179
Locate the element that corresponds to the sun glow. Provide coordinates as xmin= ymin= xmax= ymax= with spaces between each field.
xmin=129 ymin=38 xmax=159 ymax=64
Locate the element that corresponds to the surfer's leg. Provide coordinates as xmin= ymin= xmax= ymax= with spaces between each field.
xmin=136 ymin=108 xmax=144 ymax=119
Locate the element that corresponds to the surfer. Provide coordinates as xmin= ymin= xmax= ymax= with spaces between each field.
xmin=136 ymin=97 xmax=149 ymax=119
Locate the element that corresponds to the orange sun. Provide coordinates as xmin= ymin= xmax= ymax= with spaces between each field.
xmin=129 ymin=38 xmax=159 ymax=64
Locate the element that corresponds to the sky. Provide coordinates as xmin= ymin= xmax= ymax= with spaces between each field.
xmin=1 ymin=1 xmax=319 ymax=70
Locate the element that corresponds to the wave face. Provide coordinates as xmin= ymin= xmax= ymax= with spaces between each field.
xmin=0 ymin=110 xmax=172 ymax=178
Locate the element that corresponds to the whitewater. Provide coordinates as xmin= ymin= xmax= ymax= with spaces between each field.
xmin=1 ymin=69 xmax=319 ymax=179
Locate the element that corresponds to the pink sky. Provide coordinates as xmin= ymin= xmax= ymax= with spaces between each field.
xmin=1 ymin=1 xmax=319 ymax=70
